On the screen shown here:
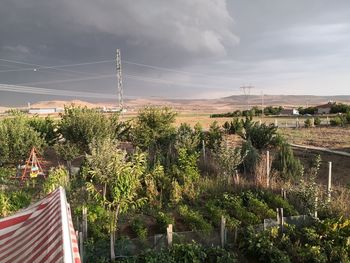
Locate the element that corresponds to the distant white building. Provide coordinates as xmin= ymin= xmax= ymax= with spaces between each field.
xmin=280 ymin=108 xmax=299 ymax=116
xmin=28 ymin=108 xmax=63 ymax=114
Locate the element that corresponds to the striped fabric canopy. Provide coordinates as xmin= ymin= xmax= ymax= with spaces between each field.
xmin=0 ymin=187 xmax=81 ymax=263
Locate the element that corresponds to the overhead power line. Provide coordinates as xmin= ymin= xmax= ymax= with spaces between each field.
xmin=0 ymin=84 xmax=116 ymax=99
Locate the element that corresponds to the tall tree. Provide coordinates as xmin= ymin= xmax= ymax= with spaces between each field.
xmin=83 ymin=139 xmax=146 ymax=260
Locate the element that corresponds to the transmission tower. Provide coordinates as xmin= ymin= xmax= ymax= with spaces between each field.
xmin=240 ymin=85 xmax=254 ymax=110
xmin=116 ymin=49 xmax=123 ymax=110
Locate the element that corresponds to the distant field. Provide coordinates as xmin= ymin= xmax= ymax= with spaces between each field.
xmin=280 ymin=127 xmax=350 ymax=151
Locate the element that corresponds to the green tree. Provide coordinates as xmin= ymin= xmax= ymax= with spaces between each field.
xmin=59 ymin=105 xmax=125 ymax=152
xmin=206 ymin=121 xmax=223 ymax=152
xmin=54 ymin=141 xmax=81 ymax=177
xmin=43 ymin=166 xmax=70 ymax=194
xmin=28 ymin=116 xmax=58 ymax=145
xmin=83 ymin=138 xmax=147 ymax=260
xmin=132 ymin=106 xmax=177 ymax=168
xmin=0 ymin=114 xmax=45 ymax=165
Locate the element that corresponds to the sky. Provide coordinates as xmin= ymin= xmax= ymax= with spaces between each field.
xmin=0 ymin=0 xmax=350 ymax=105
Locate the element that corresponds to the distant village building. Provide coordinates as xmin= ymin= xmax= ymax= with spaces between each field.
xmin=316 ymin=102 xmax=335 ymax=115
xmin=28 ymin=108 xmax=63 ymax=114
xmin=280 ymin=108 xmax=299 ymax=116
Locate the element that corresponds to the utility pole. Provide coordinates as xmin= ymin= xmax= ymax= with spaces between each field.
xmin=261 ymin=91 xmax=264 ymax=117
xmin=116 ymin=49 xmax=123 ymax=110
xmin=241 ymin=85 xmax=254 ymax=110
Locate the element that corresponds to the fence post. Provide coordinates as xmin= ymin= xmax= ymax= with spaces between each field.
xmin=279 ymin=208 xmax=284 ymax=234
xmin=266 ymin=151 xmax=270 ymax=188
xmin=314 ymin=196 xmax=318 ymax=218
xmin=82 ymin=206 xmax=88 ymax=240
xmin=276 ymin=208 xmax=280 ymax=224
xmin=79 ymin=231 xmax=84 ymax=263
xmin=327 ymin=162 xmax=332 ymax=202
xmin=202 ymin=140 xmax=206 ymax=162
xmin=167 ymin=224 xmax=173 ymax=247
xmin=220 ymin=216 xmax=226 ymax=248
xmin=274 ymin=119 xmax=278 ymax=127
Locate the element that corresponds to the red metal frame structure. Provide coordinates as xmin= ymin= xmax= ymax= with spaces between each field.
xmin=21 ymin=147 xmax=45 ymax=181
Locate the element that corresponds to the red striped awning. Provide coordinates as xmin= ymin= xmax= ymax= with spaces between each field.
xmin=0 ymin=187 xmax=81 ymax=263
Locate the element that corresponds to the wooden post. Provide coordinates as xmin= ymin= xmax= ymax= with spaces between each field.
xmin=202 ymin=140 xmax=206 ymax=162
xmin=167 ymin=224 xmax=173 ymax=247
xmin=82 ymin=206 xmax=88 ymax=239
xmin=266 ymin=151 xmax=270 ymax=188
xmin=327 ymin=162 xmax=332 ymax=202
xmin=278 ymin=208 xmax=284 ymax=233
xmin=276 ymin=208 xmax=280 ymax=224
xmin=314 ymin=196 xmax=318 ymax=218
xmin=79 ymin=231 xmax=84 ymax=263
xmin=274 ymin=119 xmax=278 ymax=127
xmin=220 ymin=216 xmax=226 ymax=248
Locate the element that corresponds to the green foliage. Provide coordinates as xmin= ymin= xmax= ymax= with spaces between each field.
xmin=238 ymin=118 xmax=278 ymax=150
xmin=173 ymin=147 xmax=200 ymax=184
xmin=264 ymin=106 xmax=283 ymax=116
xmin=59 ymin=106 xmax=125 ymax=152
xmin=43 ymin=166 xmax=70 ymax=194
xmin=155 ymin=211 xmax=175 ymax=232
xmin=241 ymin=227 xmax=291 ymax=263
xmin=314 ymin=117 xmax=321 ymax=126
xmin=175 ymin=123 xmax=202 ymax=153
xmin=0 ymin=114 xmax=46 ymax=164
xmin=330 ymin=103 xmax=350 ymax=114
xmin=28 ymin=116 xmax=58 ymax=145
xmin=222 ymin=118 xmax=243 ymax=135
xmin=123 ymin=243 xmax=236 ymax=263
xmin=241 ymin=191 xmax=276 ymax=220
xmin=206 ymin=121 xmax=223 ymax=152
xmin=215 ymin=143 xmax=245 ymax=178
xmin=0 ymin=190 xmax=31 ymax=217
xmin=132 ymin=106 xmax=177 ymax=168
xmin=272 ymin=143 xmax=304 ymax=181
xmin=330 ymin=115 xmax=346 ymax=126
xmin=256 ymin=190 xmax=298 ymax=216
xmin=178 ymin=204 xmax=213 ymax=233
xmin=304 ymin=118 xmax=313 ymax=128
xmin=131 ymin=217 xmax=148 ymax=240
xmin=240 ymin=140 xmax=260 ymax=175
xmin=298 ymin=107 xmax=317 ymax=115
xmin=54 ymin=141 xmax=81 ymax=162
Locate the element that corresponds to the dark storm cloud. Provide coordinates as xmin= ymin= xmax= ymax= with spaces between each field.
xmin=1 ymin=0 xmax=350 ymax=105
xmin=0 ymin=0 xmax=238 ymax=65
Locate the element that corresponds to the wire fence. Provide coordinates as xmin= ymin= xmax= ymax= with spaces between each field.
xmin=82 ymin=214 xmax=313 ymax=261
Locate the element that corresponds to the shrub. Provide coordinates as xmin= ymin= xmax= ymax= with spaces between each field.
xmin=272 ymin=143 xmax=304 ymax=181
xmin=155 ymin=211 xmax=175 ymax=232
xmin=238 ymin=118 xmax=278 ymax=150
xmin=314 ymin=117 xmax=322 ymax=126
xmin=304 ymin=118 xmax=313 ymax=128
xmin=28 ymin=116 xmax=58 ymax=145
xmin=131 ymin=217 xmax=148 ymax=240
xmin=222 ymin=118 xmax=243 ymax=135
xmin=206 ymin=121 xmax=223 ymax=152
xmin=330 ymin=116 xmax=345 ymax=126
xmin=178 ymin=205 xmax=213 ymax=232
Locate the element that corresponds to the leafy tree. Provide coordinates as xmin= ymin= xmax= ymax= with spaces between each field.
xmin=223 ymin=118 xmax=243 ymax=135
xmin=304 ymin=118 xmax=313 ymax=128
xmin=28 ymin=116 xmax=58 ymax=145
xmin=240 ymin=140 xmax=260 ymax=175
xmin=215 ymin=143 xmax=245 ymax=179
xmin=83 ymin=138 xmax=147 ymax=260
xmin=54 ymin=141 xmax=81 ymax=177
xmin=0 ymin=114 xmax=46 ymax=165
xmin=59 ymin=106 xmax=126 ymax=152
xmin=175 ymin=123 xmax=201 ymax=154
xmin=132 ymin=106 xmax=177 ymax=168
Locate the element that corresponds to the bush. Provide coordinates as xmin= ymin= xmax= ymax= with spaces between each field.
xmin=155 ymin=211 xmax=175 ymax=232
xmin=304 ymin=118 xmax=313 ymax=128
xmin=206 ymin=121 xmax=223 ymax=152
xmin=314 ymin=117 xmax=321 ymax=126
xmin=272 ymin=143 xmax=304 ymax=181
xmin=330 ymin=116 xmax=345 ymax=127
xmin=178 ymin=205 xmax=213 ymax=233
xmin=123 ymin=243 xmax=237 ymax=263
xmin=131 ymin=217 xmax=148 ymax=240
xmin=222 ymin=118 xmax=243 ymax=135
